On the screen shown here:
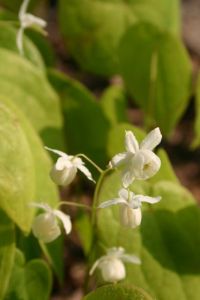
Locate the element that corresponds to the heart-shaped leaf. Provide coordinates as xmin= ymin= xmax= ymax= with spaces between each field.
xmin=118 ymin=22 xmax=192 ymax=135
xmin=59 ymin=0 xmax=180 ymax=75
xmin=5 ymin=250 xmax=52 ymax=300
xmin=0 ymin=97 xmax=58 ymax=232
xmin=84 ymin=283 xmax=153 ymax=300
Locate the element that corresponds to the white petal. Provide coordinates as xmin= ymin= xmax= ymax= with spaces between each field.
xmin=53 ymin=210 xmax=72 ymax=235
xmin=50 ymin=164 xmax=77 ymax=186
xmin=120 ymin=254 xmax=141 ymax=265
xmin=140 ymin=127 xmax=162 ymax=151
xmin=24 ymin=13 xmax=47 ymax=28
xmin=120 ymin=206 xmax=142 ymax=228
xmin=98 ymin=198 xmax=127 ymax=208
xmin=125 ymin=131 xmax=139 ymax=153
xmin=45 ymin=146 xmax=69 ymax=158
xmin=89 ymin=257 xmax=104 ymax=275
xmin=134 ymin=195 xmax=161 ymax=204
xmin=76 ymin=164 xmax=95 ymax=183
xmin=118 ymin=188 xmax=129 ymax=200
xmin=32 ymin=212 xmax=61 ymax=243
xmin=110 ymin=152 xmax=128 ymax=168
xmin=19 ymin=0 xmax=30 ymax=18
xmin=16 ymin=27 xmax=24 ymax=56
xmin=122 ymin=169 xmax=135 ymax=188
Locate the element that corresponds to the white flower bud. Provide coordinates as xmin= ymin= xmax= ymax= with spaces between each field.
xmin=31 ymin=203 xmax=72 ymax=243
xmin=120 ymin=205 xmax=142 ymax=228
xmin=32 ymin=213 xmax=61 ymax=243
xmin=50 ymin=157 xmax=77 ymax=186
xmin=99 ymin=258 xmax=126 ymax=283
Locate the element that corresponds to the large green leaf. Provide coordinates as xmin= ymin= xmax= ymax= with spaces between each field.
xmin=5 ymin=250 xmax=52 ymax=300
xmin=48 ymin=69 xmax=110 ymax=166
xmin=0 ymin=210 xmax=15 ymax=300
xmin=59 ymin=0 xmax=180 ymax=75
xmin=0 ymin=48 xmax=63 ymax=148
xmin=0 ymin=97 xmax=59 ymax=232
xmin=94 ymin=169 xmax=200 ymax=299
xmin=118 ymin=22 xmax=192 ymax=135
xmin=100 ymin=85 xmax=128 ymax=126
xmin=84 ymin=283 xmax=153 ymax=300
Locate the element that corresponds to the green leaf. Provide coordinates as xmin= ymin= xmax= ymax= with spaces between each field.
xmin=0 ymin=48 xmax=63 ymax=149
xmin=75 ymin=211 xmax=93 ymax=255
xmin=95 ymin=170 xmax=200 ymax=299
xmin=119 ymin=22 xmax=192 ymax=135
xmin=0 ymin=97 xmax=59 ymax=232
xmin=59 ymin=0 xmax=180 ymax=76
xmin=5 ymin=250 xmax=52 ymax=300
xmin=84 ymin=283 xmax=153 ymax=300
xmin=193 ymin=73 xmax=200 ymax=148
xmin=0 ymin=210 xmax=15 ymax=300
xmin=48 ymin=69 xmax=110 ymax=166
xmin=100 ymin=85 xmax=128 ymax=126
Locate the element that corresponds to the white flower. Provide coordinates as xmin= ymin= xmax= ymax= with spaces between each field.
xmin=89 ymin=247 xmax=141 ymax=283
xmin=45 ymin=147 xmax=95 ymax=186
xmin=17 ymin=0 xmax=47 ymax=55
xmin=31 ymin=203 xmax=72 ymax=243
xmin=110 ymin=128 xmax=162 ymax=187
xmin=99 ymin=188 xmax=161 ymax=228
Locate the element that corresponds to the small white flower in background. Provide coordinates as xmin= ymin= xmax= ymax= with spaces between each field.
xmin=110 ymin=128 xmax=162 ymax=188
xmin=89 ymin=247 xmax=141 ymax=283
xmin=31 ymin=203 xmax=72 ymax=243
xmin=17 ymin=0 xmax=47 ymax=55
xmin=45 ymin=147 xmax=95 ymax=186
xmin=99 ymin=188 xmax=161 ymax=228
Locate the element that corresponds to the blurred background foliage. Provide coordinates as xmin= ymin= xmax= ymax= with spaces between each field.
xmin=0 ymin=0 xmax=200 ymax=299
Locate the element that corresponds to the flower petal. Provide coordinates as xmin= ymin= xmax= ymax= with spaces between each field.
xmin=98 ymin=198 xmax=127 ymax=208
xmin=118 ymin=188 xmax=129 ymax=200
xmin=45 ymin=146 xmax=69 ymax=158
xmin=120 ymin=254 xmax=141 ymax=265
xmin=140 ymin=127 xmax=162 ymax=151
xmin=89 ymin=257 xmax=104 ymax=275
xmin=121 ymin=169 xmax=135 ymax=188
xmin=76 ymin=164 xmax=95 ymax=182
xmin=23 ymin=13 xmax=47 ymax=28
xmin=53 ymin=210 xmax=72 ymax=235
xmin=134 ymin=195 xmax=161 ymax=204
xmin=19 ymin=0 xmax=30 ymax=18
xmin=110 ymin=152 xmax=128 ymax=168
xmin=125 ymin=131 xmax=139 ymax=153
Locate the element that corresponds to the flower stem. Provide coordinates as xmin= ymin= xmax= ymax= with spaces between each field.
xmin=57 ymin=201 xmax=92 ymax=211
xmin=77 ymin=153 xmax=104 ymax=174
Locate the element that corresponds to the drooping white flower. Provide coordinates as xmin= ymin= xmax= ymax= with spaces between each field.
xmin=31 ymin=203 xmax=72 ymax=243
xmin=89 ymin=247 xmax=141 ymax=283
xmin=45 ymin=147 xmax=95 ymax=186
xmin=99 ymin=188 xmax=161 ymax=228
xmin=110 ymin=128 xmax=162 ymax=187
xmin=17 ymin=0 xmax=47 ymax=55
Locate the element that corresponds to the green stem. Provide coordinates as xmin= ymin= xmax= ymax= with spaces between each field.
xmin=39 ymin=240 xmax=53 ymax=266
xmin=57 ymin=201 xmax=92 ymax=211
xmin=77 ymin=153 xmax=104 ymax=174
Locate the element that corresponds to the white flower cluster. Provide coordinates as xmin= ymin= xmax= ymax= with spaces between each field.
xmin=30 ymin=127 xmax=162 ymax=284
xmin=99 ymin=128 xmax=162 ymax=228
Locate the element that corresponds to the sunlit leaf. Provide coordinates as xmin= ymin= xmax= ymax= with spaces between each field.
xmin=0 ymin=210 xmax=15 ymax=300
xmin=0 ymin=97 xmax=59 ymax=232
